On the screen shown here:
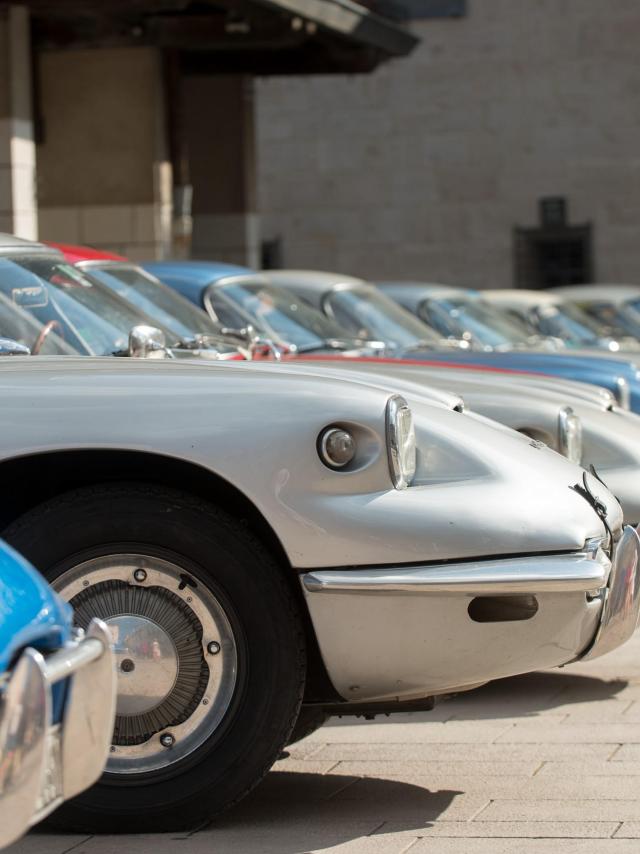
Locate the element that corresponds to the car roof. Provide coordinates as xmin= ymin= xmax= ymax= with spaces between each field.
xmin=481 ymin=289 xmax=564 ymax=308
xmin=46 ymin=242 xmax=127 ymax=265
xmin=378 ymin=282 xmax=480 ymax=306
xmin=262 ymin=269 xmax=373 ymax=308
xmin=0 ymin=232 xmax=61 ymax=257
xmin=549 ymin=284 xmax=640 ymax=303
xmin=144 ymin=260 xmax=256 ymax=288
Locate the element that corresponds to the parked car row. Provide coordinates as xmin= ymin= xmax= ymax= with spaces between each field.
xmin=2 ymin=232 xmax=640 ymax=842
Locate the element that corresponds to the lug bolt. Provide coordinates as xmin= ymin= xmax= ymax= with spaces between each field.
xmin=82 ymin=579 xmax=90 ymax=587
xmin=207 ymin=641 xmax=221 ymax=655
xmin=133 ymin=569 xmax=147 ymax=583
xmin=160 ymin=733 xmax=174 ymax=748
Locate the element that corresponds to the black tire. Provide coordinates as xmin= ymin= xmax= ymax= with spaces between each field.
xmin=4 ymin=483 xmax=306 ymax=833
xmin=287 ymin=707 xmax=329 ymax=746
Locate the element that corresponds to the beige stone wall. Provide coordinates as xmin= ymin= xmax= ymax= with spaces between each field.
xmin=256 ymin=0 xmax=640 ymax=287
xmin=36 ymin=47 xmax=171 ymax=258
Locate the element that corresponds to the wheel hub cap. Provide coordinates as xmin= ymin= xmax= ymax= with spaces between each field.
xmin=53 ymin=554 xmax=237 ymax=775
xmin=108 ymin=615 xmax=178 ymax=716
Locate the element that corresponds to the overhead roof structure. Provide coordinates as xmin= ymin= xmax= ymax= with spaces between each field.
xmin=18 ymin=0 xmax=419 ymax=73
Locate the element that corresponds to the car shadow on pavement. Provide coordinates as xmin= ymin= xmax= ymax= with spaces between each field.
xmin=194 ymin=772 xmax=462 ymax=850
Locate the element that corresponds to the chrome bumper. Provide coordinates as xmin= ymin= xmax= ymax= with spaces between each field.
xmin=580 ymin=523 xmax=640 ymax=660
xmin=0 ymin=619 xmax=116 ymax=849
xmin=300 ymin=543 xmax=622 ymax=704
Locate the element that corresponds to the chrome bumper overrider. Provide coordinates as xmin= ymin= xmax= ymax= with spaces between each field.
xmin=301 ymin=529 xmax=640 ymax=704
xmin=580 ymin=524 xmax=640 ymax=660
xmin=0 ymin=619 xmax=116 ymax=849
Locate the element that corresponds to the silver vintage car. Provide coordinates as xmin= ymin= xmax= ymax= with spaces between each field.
xmin=0 ymin=356 xmax=638 ymax=832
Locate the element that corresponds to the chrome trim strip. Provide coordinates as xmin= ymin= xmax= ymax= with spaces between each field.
xmin=581 ymin=524 xmax=640 ymax=660
xmin=302 ymin=552 xmax=610 ymax=596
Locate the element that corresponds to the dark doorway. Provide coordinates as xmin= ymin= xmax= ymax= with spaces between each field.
xmin=514 ymin=225 xmax=593 ymax=289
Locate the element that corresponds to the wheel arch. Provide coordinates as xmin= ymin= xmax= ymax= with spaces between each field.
xmin=0 ymin=448 xmax=340 ymax=704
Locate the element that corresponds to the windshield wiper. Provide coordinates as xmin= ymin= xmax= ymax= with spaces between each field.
xmin=297 ymin=339 xmax=354 ymax=353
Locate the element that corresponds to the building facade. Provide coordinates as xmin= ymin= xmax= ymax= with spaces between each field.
xmin=256 ymin=0 xmax=640 ymax=288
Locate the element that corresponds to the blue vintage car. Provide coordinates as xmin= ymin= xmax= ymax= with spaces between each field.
xmin=0 ymin=538 xmax=115 ymax=847
xmin=143 ymin=261 xmax=384 ymax=354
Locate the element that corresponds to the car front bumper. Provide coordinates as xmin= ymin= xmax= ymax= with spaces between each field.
xmin=0 ymin=618 xmax=116 ymax=849
xmin=301 ymin=525 xmax=640 ymax=703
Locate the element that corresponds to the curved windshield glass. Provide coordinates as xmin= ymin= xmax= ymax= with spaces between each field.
xmin=5 ymin=255 xmax=175 ymax=355
xmin=325 ymin=287 xmax=441 ymax=350
xmin=0 ymin=280 xmax=78 ymax=355
xmin=420 ymin=298 xmax=533 ymax=348
xmin=533 ymin=303 xmax=603 ymax=346
xmin=210 ymin=279 xmax=358 ymax=351
xmin=90 ymin=264 xmax=225 ymax=343
xmin=569 ymin=300 xmax=640 ymax=342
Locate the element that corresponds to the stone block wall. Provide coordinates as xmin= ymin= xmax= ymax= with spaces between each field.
xmin=256 ymin=0 xmax=640 ymax=287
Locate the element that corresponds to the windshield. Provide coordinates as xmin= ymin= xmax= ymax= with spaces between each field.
xmin=209 ymin=279 xmax=357 ymax=351
xmin=0 ymin=280 xmax=78 ymax=355
xmin=569 ymin=300 xmax=640 ymax=341
xmin=420 ymin=297 xmax=533 ymax=348
xmin=5 ymin=255 xmax=174 ymax=355
xmin=90 ymin=264 xmax=225 ymax=343
xmin=325 ymin=287 xmax=441 ymax=349
xmin=532 ymin=303 xmax=604 ymax=346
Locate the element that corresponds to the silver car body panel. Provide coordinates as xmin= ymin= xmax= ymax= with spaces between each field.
xmin=0 ymin=356 xmax=633 ymax=708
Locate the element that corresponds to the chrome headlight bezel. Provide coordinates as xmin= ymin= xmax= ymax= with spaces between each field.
xmin=386 ymin=395 xmax=416 ymax=489
xmin=615 ymin=377 xmax=631 ymax=410
xmin=558 ymin=406 xmax=583 ymax=465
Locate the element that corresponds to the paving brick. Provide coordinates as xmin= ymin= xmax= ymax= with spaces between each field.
xmin=479 ymin=799 xmax=640 ymax=822
xmin=410 ymin=841 xmax=640 ymax=853
xmin=496 ymin=723 xmax=640 ymax=744
xmin=330 ymin=760 xmax=541 ymax=778
xmin=7 ymin=836 xmax=91 ymax=854
xmin=376 ymin=821 xmax=619 ymax=838
xmin=311 ymin=743 xmax=617 ymax=762
xmin=537 ymin=760 xmax=640 ymax=777
xmin=307 ymin=720 xmax=515 ymax=744
xmin=615 ymin=822 xmax=640 ymax=837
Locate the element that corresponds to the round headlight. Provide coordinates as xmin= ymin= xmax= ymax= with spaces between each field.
xmin=558 ymin=407 xmax=582 ymax=464
xmin=386 ymin=395 xmax=416 ymax=489
xmin=318 ymin=427 xmax=356 ymax=469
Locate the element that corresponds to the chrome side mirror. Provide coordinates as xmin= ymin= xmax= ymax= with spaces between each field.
xmin=128 ymin=326 xmax=168 ymax=359
xmin=0 ymin=338 xmax=31 ymax=356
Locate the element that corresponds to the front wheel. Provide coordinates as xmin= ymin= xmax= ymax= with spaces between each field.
xmin=4 ymin=484 xmax=306 ymax=832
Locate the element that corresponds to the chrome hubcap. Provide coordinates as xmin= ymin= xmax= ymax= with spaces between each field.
xmin=108 ymin=615 xmax=178 ymax=716
xmin=54 ymin=554 xmax=237 ymax=775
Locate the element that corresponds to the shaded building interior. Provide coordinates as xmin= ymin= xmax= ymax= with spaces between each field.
xmin=0 ymin=0 xmax=417 ymax=262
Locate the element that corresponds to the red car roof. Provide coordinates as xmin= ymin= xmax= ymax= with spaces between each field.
xmin=46 ymin=242 xmax=127 ymax=265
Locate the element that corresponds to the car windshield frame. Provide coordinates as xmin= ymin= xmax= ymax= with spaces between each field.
xmin=569 ymin=299 xmax=640 ymax=342
xmin=323 ymin=285 xmax=441 ymax=350
xmin=4 ymin=254 xmax=177 ymax=356
xmin=206 ymin=276 xmax=359 ymax=351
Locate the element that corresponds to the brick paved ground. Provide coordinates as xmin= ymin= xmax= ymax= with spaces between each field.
xmin=12 ymin=632 xmax=640 ymax=854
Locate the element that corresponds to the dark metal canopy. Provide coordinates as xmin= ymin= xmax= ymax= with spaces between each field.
xmin=15 ymin=0 xmax=418 ymax=73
